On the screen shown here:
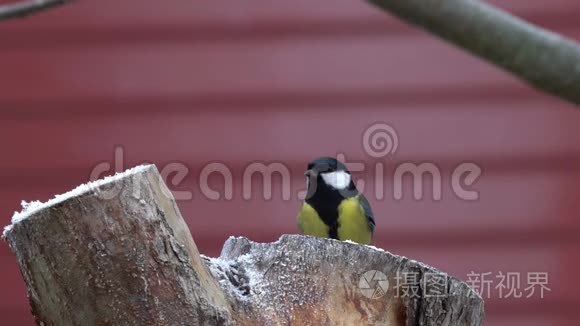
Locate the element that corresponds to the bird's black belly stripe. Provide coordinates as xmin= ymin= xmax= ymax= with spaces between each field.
xmin=328 ymin=223 xmax=338 ymax=240
xmin=306 ymin=188 xmax=343 ymax=240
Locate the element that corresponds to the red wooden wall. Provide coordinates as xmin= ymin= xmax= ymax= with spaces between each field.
xmin=1 ymin=0 xmax=579 ymax=324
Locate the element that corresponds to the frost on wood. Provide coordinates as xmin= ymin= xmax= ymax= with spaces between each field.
xmin=204 ymin=235 xmax=483 ymax=325
xmin=4 ymin=165 xmax=150 ymax=236
xmin=4 ymin=165 xmax=483 ymax=325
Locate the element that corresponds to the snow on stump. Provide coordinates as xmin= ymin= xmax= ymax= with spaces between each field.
xmin=3 ymin=165 xmax=484 ymax=325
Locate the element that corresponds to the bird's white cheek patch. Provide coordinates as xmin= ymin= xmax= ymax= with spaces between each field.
xmin=321 ymin=171 xmax=351 ymax=190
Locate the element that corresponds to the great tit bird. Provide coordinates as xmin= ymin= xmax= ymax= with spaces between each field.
xmin=297 ymin=157 xmax=375 ymax=244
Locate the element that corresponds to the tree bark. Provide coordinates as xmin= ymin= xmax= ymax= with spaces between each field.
xmin=4 ymin=165 xmax=483 ymax=325
xmin=207 ymin=235 xmax=484 ymax=325
xmin=368 ymin=0 xmax=580 ymax=106
xmin=3 ymin=165 xmax=231 ymax=325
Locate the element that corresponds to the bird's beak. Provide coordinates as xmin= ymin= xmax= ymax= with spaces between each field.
xmin=304 ymin=169 xmax=315 ymax=177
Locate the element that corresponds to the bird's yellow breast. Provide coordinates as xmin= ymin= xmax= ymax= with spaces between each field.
xmin=337 ymin=196 xmax=372 ymax=245
xmin=297 ymin=196 xmax=372 ymax=245
xmin=297 ymin=202 xmax=329 ymax=238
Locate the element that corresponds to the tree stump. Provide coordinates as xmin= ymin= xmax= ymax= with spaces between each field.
xmin=3 ymin=165 xmax=484 ymax=325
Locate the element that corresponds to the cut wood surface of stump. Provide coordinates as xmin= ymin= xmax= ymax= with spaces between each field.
xmin=3 ymin=165 xmax=484 ymax=325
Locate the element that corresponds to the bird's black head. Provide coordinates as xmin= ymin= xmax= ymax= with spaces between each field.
xmin=304 ymin=157 xmax=356 ymax=200
xmin=305 ymin=157 xmax=349 ymax=176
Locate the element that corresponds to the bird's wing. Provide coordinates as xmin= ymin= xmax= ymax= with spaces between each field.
xmin=358 ymin=194 xmax=376 ymax=232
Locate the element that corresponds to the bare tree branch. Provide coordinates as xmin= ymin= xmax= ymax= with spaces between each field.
xmin=0 ymin=0 xmax=73 ymax=20
xmin=368 ymin=0 xmax=580 ymax=106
